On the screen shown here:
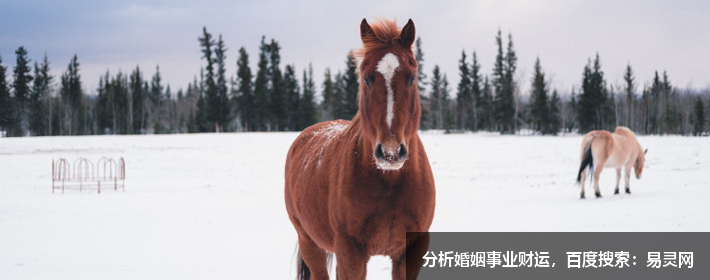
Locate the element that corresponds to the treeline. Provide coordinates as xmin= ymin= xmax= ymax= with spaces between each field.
xmin=1 ymin=28 xmax=708 ymax=137
xmin=422 ymin=30 xmax=708 ymax=136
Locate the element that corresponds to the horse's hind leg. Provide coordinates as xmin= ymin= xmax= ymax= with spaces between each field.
xmin=298 ymin=233 xmax=330 ymax=280
xmin=614 ymin=168 xmax=621 ymax=194
xmin=579 ymin=167 xmax=587 ymax=199
xmin=593 ymin=167 xmax=603 ymax=198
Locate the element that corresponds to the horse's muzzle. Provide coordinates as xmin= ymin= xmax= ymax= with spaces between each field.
xmin=374 ymin=143 xmax=408 ymax=170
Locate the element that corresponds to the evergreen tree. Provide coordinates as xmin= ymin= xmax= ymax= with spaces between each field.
xmin=606 ymin=85 xmax=618 ymax=129
xmin=196 ymin=92 xmax=208 ymax=132
xmin=342 ymin=52 xmax=359 ymax=119
xmin=0 ymin=53 xmax=16 ymax=135
xmin=110 ymin=71 xmax=130 ymax=134
xmin=415 ymin=37 xmax=430 ymax=130
xmin=269 ymin=39 xmax=287 ymax=131
xmin=567 ymin=88 xmax=578 ymax=133
xmin=214 ymin=35 xmax=230 ymax=131
xmin=253 ymin=37 xmax=270 ymax=131
xmin=456 ymin=50 xmax=472 ymax=131
xmin=332 ymin=71 xmax=348 ymax=120
xmin=198 ymin=27 xmax=217 ymax=132
xmin=623 ymin=63 xmax=636 ymax=129
xmin=470 ymin=51 xmax=482 ymax=131
xmin=577 ymin=54 xmax=609 ymax=133
xmin=646 ymin=70 xmax=666 ymax=134
xmin=298 ymin=64 xmax=318 ymax=130
xmin=59 ymin=55 xmax=84 ymax=135
xmin=29 ymin=55 xmax=52 ymax=136
xmin=96 ymin=71 xmax=112 ymax=134
xmin=130 ymin=66 xmax=145 ymax=133
xmin=492 ymin=29 xmax=505 ymax=132
xmin=284 ymin=64 xmax=299 ymax=131
xmin=492 ymin=30 xmax=517 ymax=134
xmin=530 ymin=57 xmax=550 ymax=134
xmin=321 ymin=68 xmax=335 ymax=121
xmin=442 ymin=74 xmax=454 ymax=130
xmin=505 ymin=33 xmax=518 ymax=133
xmin=549 ymin=89 xmax=562 ymax=135
xmin=235 ymin=47 xmax=254 ymax=131
xmin=479 ymin=76 xmax=495 ymax=131
xmin=693 ymin=96 xmax=705 ymax=136
xmin=429 ymin=65 xmax=447 ymax=129
xmin=13 ymin=46 xmax=33 ymax=136
xmin=660 ymin=71 xmax=679 ymax=134
xmin=150 ymin=66 xmax=165 ymax=133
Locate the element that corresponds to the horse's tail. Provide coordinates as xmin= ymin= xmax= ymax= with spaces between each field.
xmin=296 ymin=251 xmax=311 ymax=280
xmin=296 ymin=248 xmax=333 ymax=280
xmin=576 ymin=135 xmax=594 ymax=184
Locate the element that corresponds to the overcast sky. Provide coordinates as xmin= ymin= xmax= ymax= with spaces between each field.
xmin=2 ymin=0 xmax=709 ymax=98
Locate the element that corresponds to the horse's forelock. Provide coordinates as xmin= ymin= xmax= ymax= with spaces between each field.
xmin=354 ymin=19 xmax=408 ymax=60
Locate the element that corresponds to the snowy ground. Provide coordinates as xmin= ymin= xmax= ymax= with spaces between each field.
xmin=1 ymin=132 xmax=708 ymax=279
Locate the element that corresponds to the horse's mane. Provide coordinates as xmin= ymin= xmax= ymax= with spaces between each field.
xmin=353 ymin=19 xmax=403 ymax=58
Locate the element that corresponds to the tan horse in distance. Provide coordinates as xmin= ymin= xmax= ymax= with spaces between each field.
xmin=576 ymin=127 xmax=647 ymax=198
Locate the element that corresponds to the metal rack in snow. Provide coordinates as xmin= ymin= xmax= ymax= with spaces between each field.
xmin=52 ymin=157 xmax=126 ymax=194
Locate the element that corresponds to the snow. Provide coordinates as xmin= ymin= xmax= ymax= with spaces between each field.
xmin=311 ymin=121 xmax=349 ymax=167
xmin=1 ymin=132 xmax=708 ymax=279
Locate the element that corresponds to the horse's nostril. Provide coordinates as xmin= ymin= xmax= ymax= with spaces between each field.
xmin=375 ymin=143 xmax=385 ymax=160
xmin=399 ymin=143 xmax=408 ymax=160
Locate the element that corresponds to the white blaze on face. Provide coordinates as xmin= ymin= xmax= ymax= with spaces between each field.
xmin=376 ymin=53 xmax=400 ymax=129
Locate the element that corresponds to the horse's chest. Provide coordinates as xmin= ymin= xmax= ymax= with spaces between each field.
xmin=360 ymin=205 xmax=411 ymax=254
xmin=341 ymin=195 xmax=423 ymax=254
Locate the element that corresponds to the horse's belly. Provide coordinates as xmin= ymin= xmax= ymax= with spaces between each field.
xmin=603 ymin=154 xmax=629 ymax=168
xmin=287 ymin=171 xmax=337 ymax=250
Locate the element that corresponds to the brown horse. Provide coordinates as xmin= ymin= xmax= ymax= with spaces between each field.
xmin=284 ymin=19 xmax=435 ymax=279
xmin=576 ymin=126 xmax=647 ymax=198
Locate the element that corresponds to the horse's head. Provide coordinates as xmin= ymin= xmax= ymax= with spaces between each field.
xmin=357 ymin=19 xmax=420 ymax=171
xmin=635 ymin=148 xmax=648 ymax=179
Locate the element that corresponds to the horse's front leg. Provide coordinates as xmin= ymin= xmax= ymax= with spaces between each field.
xmin=624 ymin=164 xmax=632 ymax=194
xmin=391 ymin=232 xmax=429 ymax=280
xmin=335 ymin=234 xmax=368 ymax=280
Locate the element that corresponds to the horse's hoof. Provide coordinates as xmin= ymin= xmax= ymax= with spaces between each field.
xmin=625 ymin=189 xmax=631 ymax=194
xmin=595 ymin=192 xmax=602 ymax=198
xmin=614 ymin=190 xmax=619 ymax=195
xmin=580 ymin=194 xmax=585 ymax=199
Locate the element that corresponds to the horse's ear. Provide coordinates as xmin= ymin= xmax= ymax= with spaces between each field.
xmin=361 ymin=18 xmax=373 ymax=42
xmin=399 ymin=19 xmax=415 ymax=48
xmin=644 ymin=148 xmax=648 ymax=155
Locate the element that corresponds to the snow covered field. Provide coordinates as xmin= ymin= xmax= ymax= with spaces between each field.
xmin=1 ymin=132 xmax=708 ymax=279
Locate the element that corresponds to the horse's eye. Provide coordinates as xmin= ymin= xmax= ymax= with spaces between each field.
xmin=364 ymin=77 xmax=371 ymax=88
xmin=409 ymin=76 xmax=415 ymax=86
